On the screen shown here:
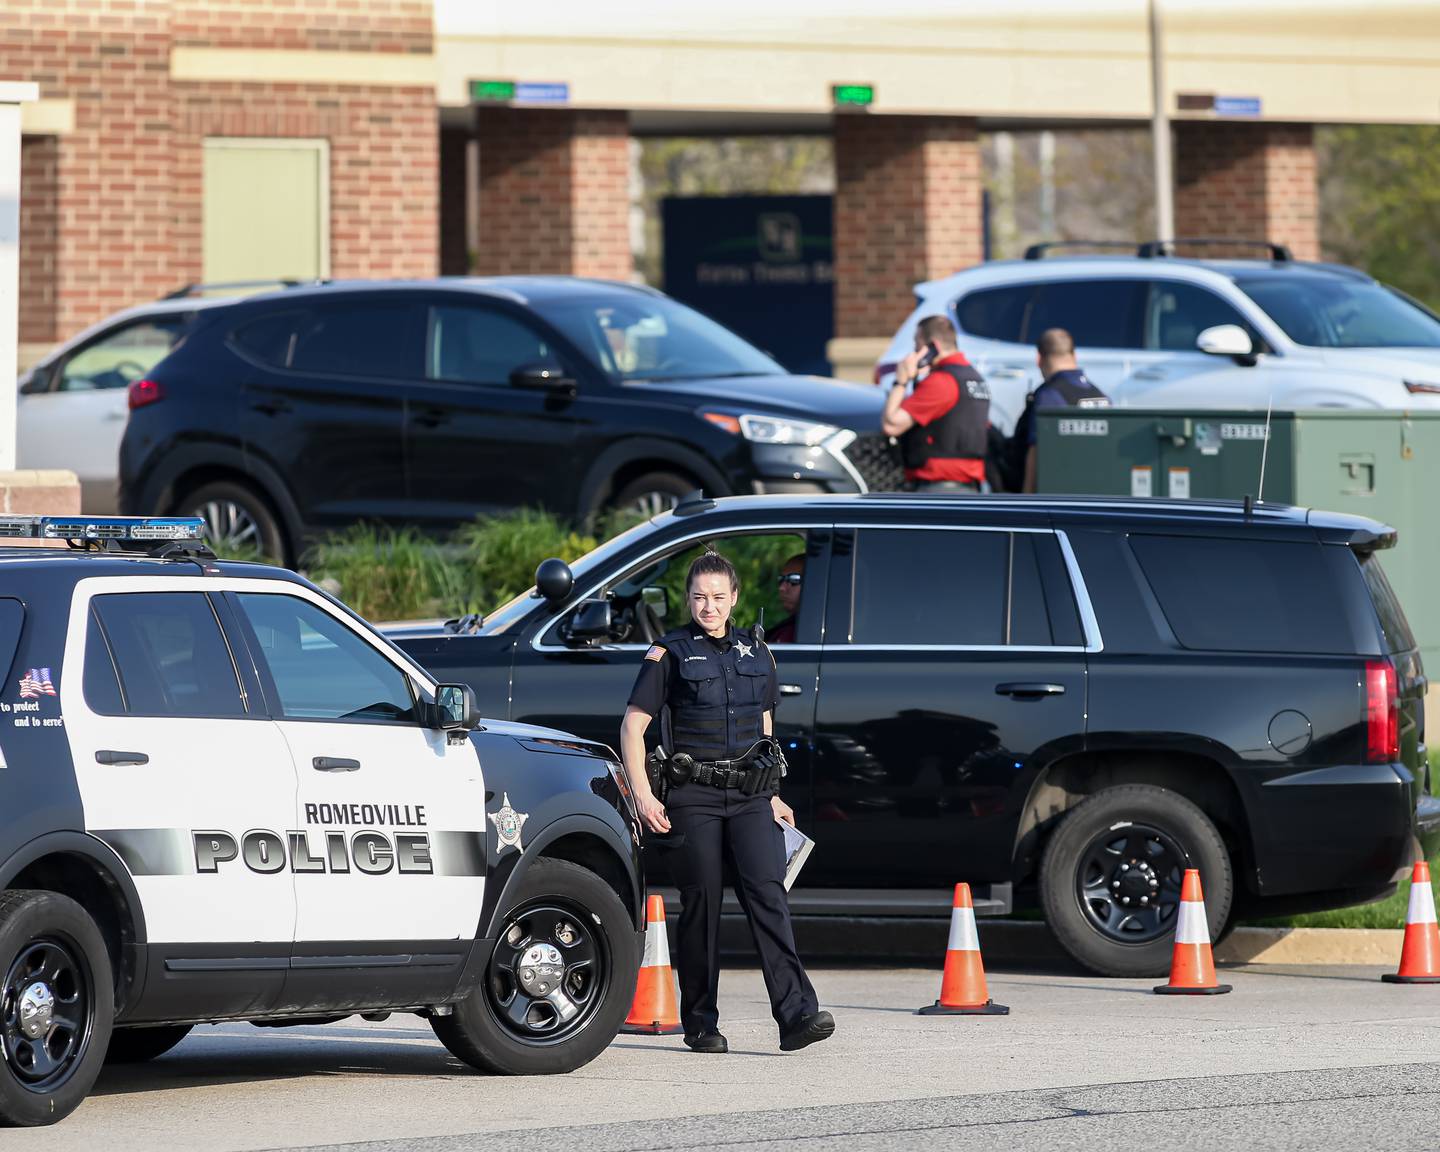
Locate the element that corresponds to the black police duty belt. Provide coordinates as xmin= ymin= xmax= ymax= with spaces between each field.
xmin=668 ymin=739 xmax=783 ymax=790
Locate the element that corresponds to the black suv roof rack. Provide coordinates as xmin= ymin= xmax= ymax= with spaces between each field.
xmin=673 ymin=490 xmax=717 ymax=516
xmin=1138 ymin=238 xmax=1293 ymax=262
xmin=161 ymin=279 xmax=324 ymax=300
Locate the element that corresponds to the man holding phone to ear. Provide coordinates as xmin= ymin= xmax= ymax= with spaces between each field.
xmin=881 ymin=314 xmax=991 ymax=493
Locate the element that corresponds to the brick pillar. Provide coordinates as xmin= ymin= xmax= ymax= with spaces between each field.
xmin=1175 ymin=122 xmax=1318 ymax=260
xmin=18 ymin=135 xmax=59 ymax=351
xmin=474 ymin=108 xmax=631 ymax=279
xmin=833 ymin=115 xmax=982 ymax=339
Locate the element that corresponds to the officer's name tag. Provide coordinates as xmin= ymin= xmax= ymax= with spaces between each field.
xmin=1058 ymin=418 xmax=1109 ymax=437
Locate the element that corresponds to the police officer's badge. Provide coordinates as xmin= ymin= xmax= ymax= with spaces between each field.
xmin=488 ymin=793 xmax=529 ymax=854
xmin=735 ymin=641 xmax=754 ymax=659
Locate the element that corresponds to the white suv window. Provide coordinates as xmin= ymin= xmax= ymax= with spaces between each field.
xmin=236 ymin=593 xmax=418 ymax=723
xmin=1144 ymin=282 xmax=1256 ymax=351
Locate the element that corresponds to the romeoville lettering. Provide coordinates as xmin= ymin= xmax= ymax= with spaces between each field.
xmin=303 ymin=802 xmax=427 ymax=827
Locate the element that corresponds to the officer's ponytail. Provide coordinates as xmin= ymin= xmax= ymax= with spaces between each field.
xmin=687 ymin=547 xmax=739 ymax=594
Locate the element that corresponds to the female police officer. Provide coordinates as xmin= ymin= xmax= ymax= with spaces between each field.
xmin=620 ymin=549 xmax=834 ymax=1054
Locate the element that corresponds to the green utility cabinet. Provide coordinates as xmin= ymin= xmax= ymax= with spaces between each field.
xmin=1036 ymin=409 xmax=1440 ymax=671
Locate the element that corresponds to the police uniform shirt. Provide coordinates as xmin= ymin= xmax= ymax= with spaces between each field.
xmin=627 ymin=626 xmax=780 ymax=720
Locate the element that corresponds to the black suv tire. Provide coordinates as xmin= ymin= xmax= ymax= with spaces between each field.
xmin=432 ymin=858 xmax=638 ymax=1075
xmin=0 ymin=890 xmax=114 ymax=1127
xmin=105 ymin=1024 xmax=192 ymax=1064
xmin=180 ymin=479 xmax=289 ymax=564
xmin=1040 ymin=784 xmax=1232 ymax=978
xmin=611 ymin=472 xmax=693 ymax=519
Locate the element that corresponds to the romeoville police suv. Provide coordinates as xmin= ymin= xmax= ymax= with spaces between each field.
xmin=0 ymin=517 xmax=643 ymax=1127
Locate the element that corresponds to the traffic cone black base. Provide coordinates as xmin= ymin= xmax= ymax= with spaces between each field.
xmin=918 ymin=999 xmax=1009 ymax=1016
xmin=1381 ymin=973 xmax=1440 ymax=984
xmin=1153 ymin=983 xmax=1233 ymax=995
xmin=619 ymin=1020 xmax=685 ymax=1034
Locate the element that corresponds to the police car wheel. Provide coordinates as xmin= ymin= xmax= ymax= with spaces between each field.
xmin=431 ymin=858 xmax=637 ymax=1075
xmin=0 ymin=890 xmax=114 ymax=1127
xmin=104 ymin=1025 xmax=192 ymax=1064
xmin=1039 ymin=784 xmax=1233 ymax=978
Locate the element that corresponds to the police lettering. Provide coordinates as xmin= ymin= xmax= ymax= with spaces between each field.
xmin=192 ymin=828 xmax=433 ymax=875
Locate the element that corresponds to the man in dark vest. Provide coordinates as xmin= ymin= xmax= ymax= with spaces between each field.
xmin=882 ymin=314 xmax=991 ymax=492
xmin=1015 ymin=327 xmax=1111 ymax=493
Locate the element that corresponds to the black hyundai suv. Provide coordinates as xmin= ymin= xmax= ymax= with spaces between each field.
xmin=118 ymin=278 xmax=894 ymax=564
xmin=388 ymin=493 xmax=1438 ymax=978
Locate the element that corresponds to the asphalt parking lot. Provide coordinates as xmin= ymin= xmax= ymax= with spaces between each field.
xmin=10 ymin=962 xmax=1440 ymax=1152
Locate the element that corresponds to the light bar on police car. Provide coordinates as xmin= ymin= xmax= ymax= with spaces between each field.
xmin=0 ymin=516 xmax=207 ymax=542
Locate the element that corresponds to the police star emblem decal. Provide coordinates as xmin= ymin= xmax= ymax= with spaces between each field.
xmin=735 ymin=641 xmax=754 ymax=659
xmin=488 ymin=793 xmax=529 ymax=854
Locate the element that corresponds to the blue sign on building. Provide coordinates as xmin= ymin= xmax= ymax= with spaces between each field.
xmin=662 ymin=195 xmax=834 ymax=378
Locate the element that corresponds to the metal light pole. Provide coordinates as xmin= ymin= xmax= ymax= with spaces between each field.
xmin=1148 ymin=0 xmax=1174 ymax=245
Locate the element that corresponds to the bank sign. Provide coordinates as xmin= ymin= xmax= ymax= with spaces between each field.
xmin=662 ymin=195 xmax=833 ymax=377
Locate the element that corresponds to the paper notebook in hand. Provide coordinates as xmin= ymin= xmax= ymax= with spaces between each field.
xmin=776 ymin=819 xmax=815 ymax=891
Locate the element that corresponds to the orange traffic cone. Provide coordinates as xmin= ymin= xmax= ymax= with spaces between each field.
xmin=1382 ymin=860 xmax=1440 ymax=984
xmin=620 ymin=894 xmax=683 ymax=1034
xmin=918 ymin=883 xmax=1009 ymax=1015
xmin=1154 ymin=868 xmax=1231 ymax=995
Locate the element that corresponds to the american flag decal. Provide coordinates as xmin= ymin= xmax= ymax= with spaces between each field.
xmin=19 ymin=668 xmax=55 ymax=699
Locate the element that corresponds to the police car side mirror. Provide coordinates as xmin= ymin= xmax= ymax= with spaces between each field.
xmin=1196 ymin=324 xmax=1254 ymax=359
xmin=565 ymin=598 xmax=612 ymax=642
xmin=431 ymin=683 xmax=480 ymax=731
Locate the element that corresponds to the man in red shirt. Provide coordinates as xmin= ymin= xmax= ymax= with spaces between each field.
xmin=881 ymin=315 xmax=991 ymax=492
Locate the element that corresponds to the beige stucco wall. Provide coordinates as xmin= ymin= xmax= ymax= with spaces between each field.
xmin=434 ymin=0 xmax=1440 ymax=125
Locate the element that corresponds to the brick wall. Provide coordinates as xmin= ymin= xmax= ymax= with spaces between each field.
xmin=474 ymin=107 xmax=631 ymax=280
xmin=5 ymin=0 xmax=438 ymax=349
xmin=1175 ymin=122 xmax=1319 ymax=261
xmin=833 ymin=115 xmax=983 ymax=338
xmin=18 ymin=136 xmax=59 ymax=346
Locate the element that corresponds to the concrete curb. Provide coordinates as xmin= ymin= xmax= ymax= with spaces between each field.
xmin=975 ymin=921 xmax=1404 ymax=967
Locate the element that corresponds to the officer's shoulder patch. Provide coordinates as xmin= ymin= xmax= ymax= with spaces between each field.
xmin=645 ymin=645 xmax=666 ymax=662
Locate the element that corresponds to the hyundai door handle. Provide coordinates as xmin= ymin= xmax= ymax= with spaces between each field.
xmin=778 ymin=684 xmax=803 ymax=696
xmin=313 ymin=756 xmax=361 ymax=772
xmin=413 ymin=408 xmax=450 ymax=428
xmin=95 ymin=749 xmax=148 ymax=766
xmin=1131 ymin=369 xmax=1166 ymax=380
xmin=988 ymin=368 xmax=1027 ymax=380
xmin=995 ymin=682 xmax=1066 ymax=698
xmin=249 ymin=397 xmax=293 ymax=416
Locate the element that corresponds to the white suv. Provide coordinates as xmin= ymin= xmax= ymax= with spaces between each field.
xmin=876 ymin=242 xmax=1440 ymax=434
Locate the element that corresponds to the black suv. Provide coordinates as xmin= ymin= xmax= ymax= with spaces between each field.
xmin=389 ymin=493 xmax=1438 ymax=977
xmin=118 ymin=278 xmax=893 ymax=564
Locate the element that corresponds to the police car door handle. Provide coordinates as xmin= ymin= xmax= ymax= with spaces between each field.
xmin=988 ymin=367 xmax=1027 ymax=380
xmin=995 ymin=682 xmax=1066 ymax=699
xmin=95 ymin=749 xmax=148 ymax=766
xmin=313 ymin=756 xmax=361 ymax=772
xmin=779 ymin=684 xmax=803 ymax=696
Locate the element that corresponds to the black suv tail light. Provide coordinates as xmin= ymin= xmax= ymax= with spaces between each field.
xmin=128 ymin=378 xmax=164 ymax=410
xmin=1365 ymin=659 xmax=1399 ymax=764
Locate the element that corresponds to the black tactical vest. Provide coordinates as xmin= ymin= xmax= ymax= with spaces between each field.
xmin=901 ymin=362 xmax=992 ymax=470
xmin=661 ymin=627 xmax=769 ymax=761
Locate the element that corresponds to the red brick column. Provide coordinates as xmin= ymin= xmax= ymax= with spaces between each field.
xmin=1175 ymin=122 xmax=1318 ymax=260
xmin=833 ymin=115 xmax=982 ymax=338
xmin=474 ymin=108 xmax=631 ymax=280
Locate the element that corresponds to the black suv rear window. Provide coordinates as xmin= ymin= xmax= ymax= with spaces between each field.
xmin=1359 ymin=553 xmax=1416 ymax=654
xmin=1130 ymin=534 xmax=1354 ymax=654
